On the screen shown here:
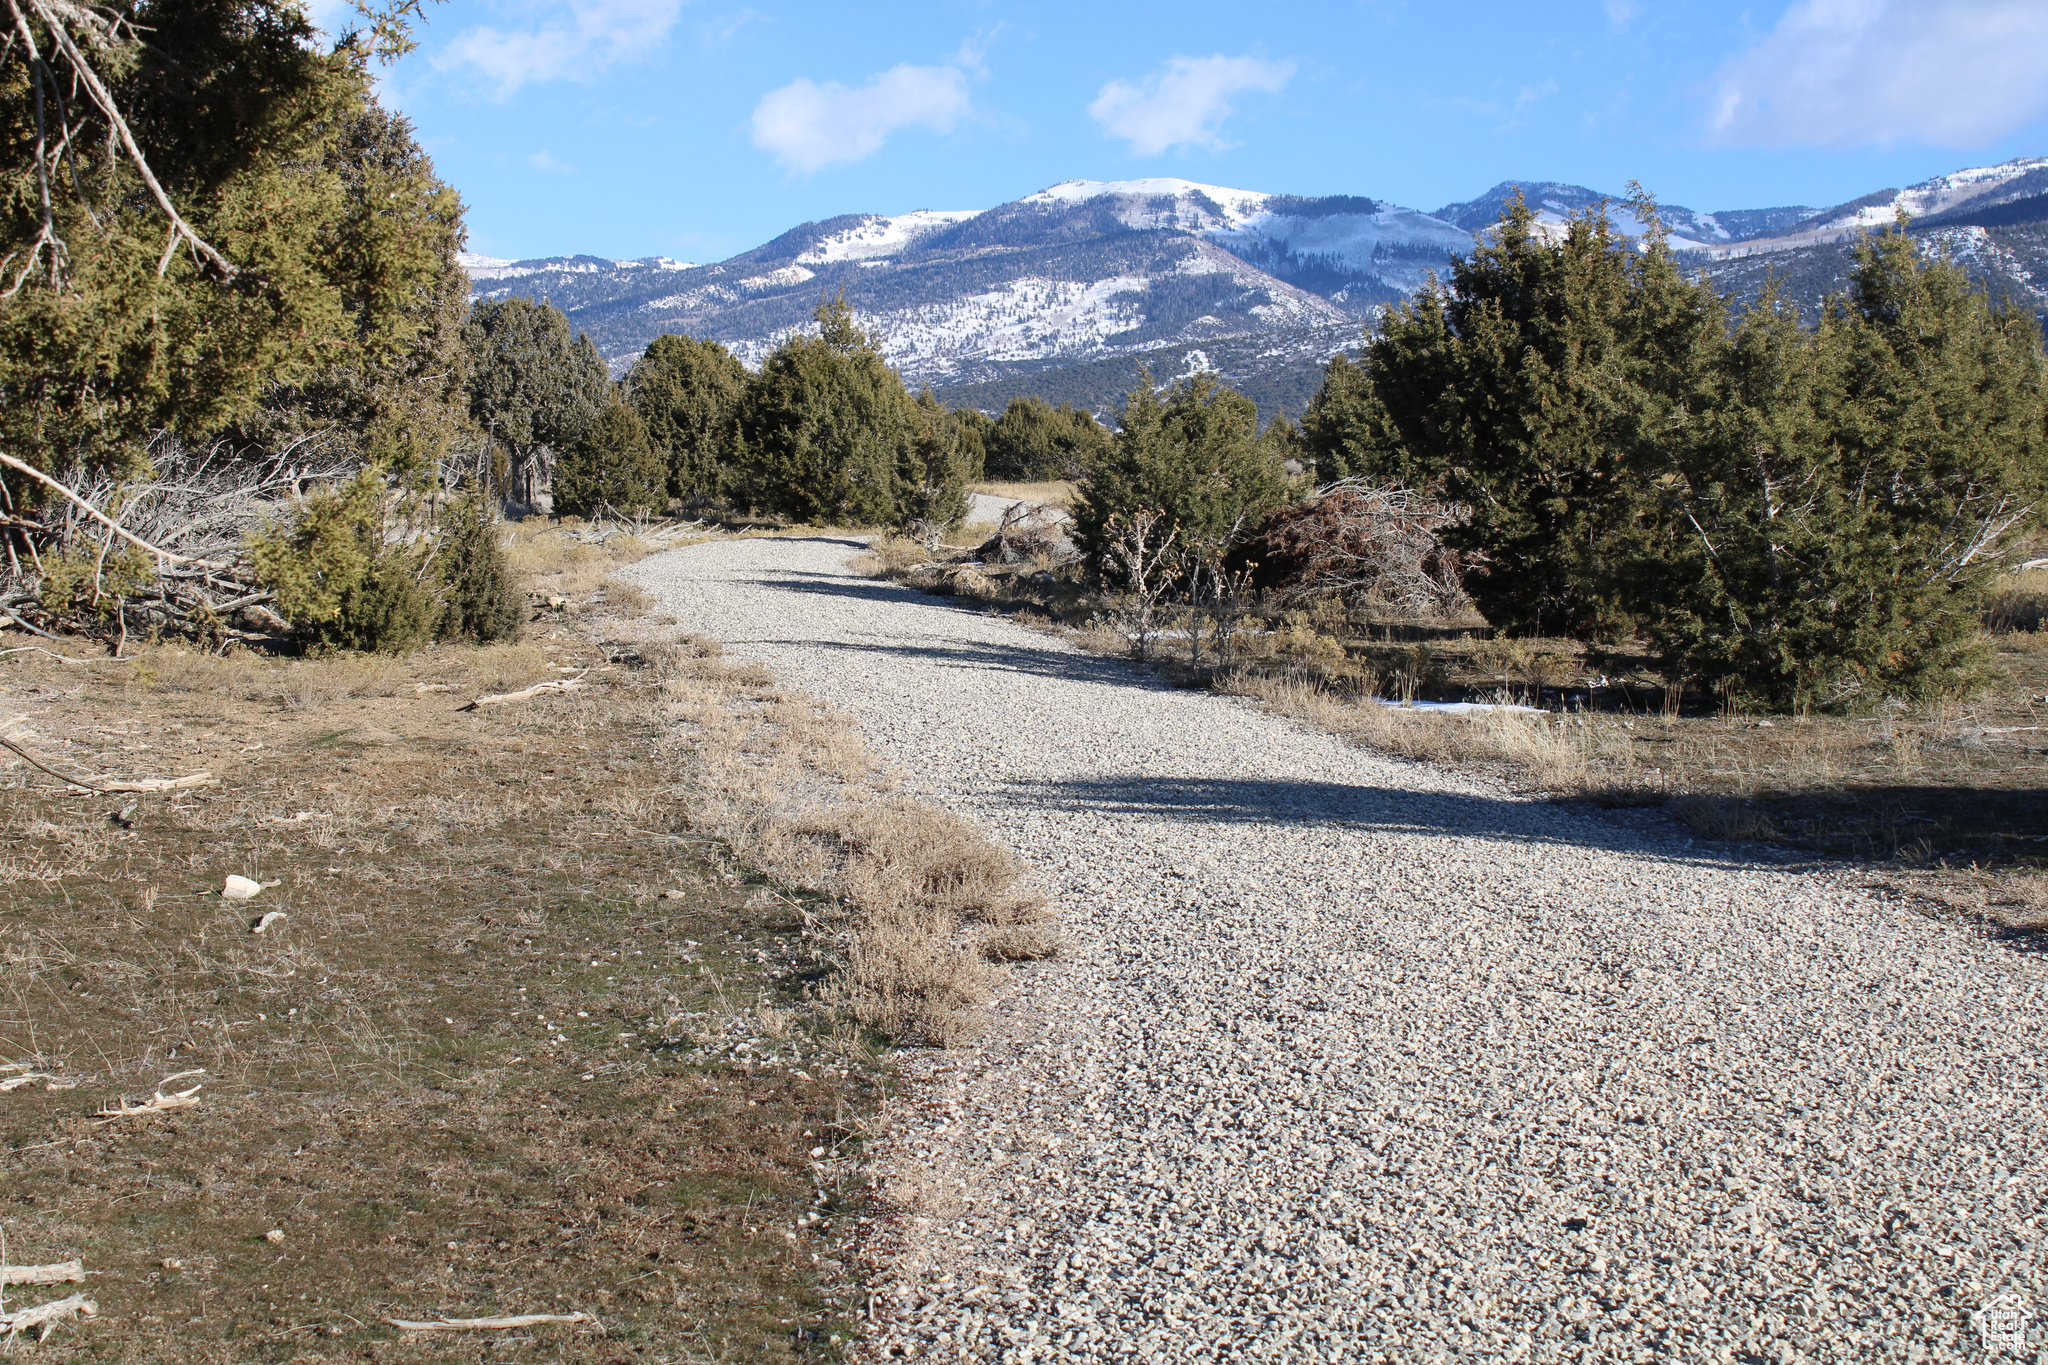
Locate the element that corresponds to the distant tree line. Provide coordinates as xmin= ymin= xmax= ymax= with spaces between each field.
xmin=463 ymin=294 xmax=984 ymax=531
xmin=460 ymin=192 xmax=2047 ymax=711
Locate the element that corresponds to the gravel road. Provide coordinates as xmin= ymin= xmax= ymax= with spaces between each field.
xmin=622 ymin=536 xmax=2047 ymax=1364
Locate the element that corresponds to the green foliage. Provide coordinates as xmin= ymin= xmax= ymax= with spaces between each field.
xmin=731 ymin=295 xmax=935 ymax=528
xmin=901 ymin=390 xmax=974 ymax=529
xmin=1074 ymin=372 xmax=1290 ymax=575
xmin=462 ymin=297 xmax=610 ymax=508
xmin=1635 ymin=238 xmax=2048 ymax=708
xmin=434 ymin=492 xmax=522 ymax=644
xmin=554 ymin=401 xmax=666 ymax=518
xmin=1314 ymin=190 xmax=2048 ymax=708
xmin=249 ymin=472 xmax=522 ymax=653
xmin=0 ymin=2 xmax=465 ymax=493
xmin=249 ymin=472 xmax=386 ymax=628
xmin=1356 ymin=194 xmax=1724 ymax=639
xmin=951 ymin=406 xmax=993 ymax=479
xmin=625 ymin=332 xmax=747 ymax=501
xmin=983 ymin=395 xmax=1114 ymax=480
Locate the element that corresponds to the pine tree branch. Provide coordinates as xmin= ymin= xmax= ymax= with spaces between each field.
xmin=9 ymin=0 xmax=239 ymax=280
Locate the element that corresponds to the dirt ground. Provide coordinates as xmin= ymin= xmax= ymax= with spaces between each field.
xmin=0 ymin=616 xmax=880 ymax=1361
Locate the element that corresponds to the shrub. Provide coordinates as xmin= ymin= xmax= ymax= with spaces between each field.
xmin=435 ymin=493 xmax=522 ymax=644
xmin=984 ymin=395 xmax=1112 ymax=481
xmin=252 ymin=474 xmax=523 ymax=653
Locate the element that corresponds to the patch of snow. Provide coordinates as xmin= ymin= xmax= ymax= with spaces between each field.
xmin=1373 ymin=699 xmax=1543 ymax=715
xmin=795 ymin=209 xmax=980 ymax=265
xmin=738 ymin=265 xmax=816 ymax=291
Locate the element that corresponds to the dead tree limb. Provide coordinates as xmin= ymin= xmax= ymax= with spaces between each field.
xmin=0 ymin=454 xmax=231 ymax=569
xmin=0 ymin=733 xmax=213 ymax=793
xmin=0 ymin=1261 xmax=83 ymax=1288
xmin=386 ymin=1312 xmax=596 ymax=1332
xmin=0 ymin=1290 xmax=96 ymax=1341
xmin=461 ymin=676 xmax=588 ymax=710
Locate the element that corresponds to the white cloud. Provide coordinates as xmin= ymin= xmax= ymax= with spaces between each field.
xmin=439 ymin=0 xmax=687 ymax=99
xmin=529 ymin=149 xmax=576 ymax=173
xmin=750 ymin=64 xmax=972 ymax=173
xmin=697 ymin=7 xmax=768 ymax=48
xmin=1603 ymin=0 xmax=1643 ymax=27
xmin=1088 ymin=54 xmax=1294 ymax=156
xmin=1707 ymin=0 xmax=2048 ymax=147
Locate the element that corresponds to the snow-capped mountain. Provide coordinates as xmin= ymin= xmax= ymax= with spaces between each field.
xmin=466 ymin=158 xmax=2048 ymax=420
xmin=1693 ymin=157 xmax=2048 ymax=257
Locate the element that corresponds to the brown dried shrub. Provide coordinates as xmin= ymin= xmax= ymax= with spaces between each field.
xmin=1230 ymin=480 xmax=1473 ymax=619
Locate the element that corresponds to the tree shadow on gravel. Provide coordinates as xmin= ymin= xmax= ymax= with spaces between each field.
xmin=997 ymin=774 xmax=1811 ymax=872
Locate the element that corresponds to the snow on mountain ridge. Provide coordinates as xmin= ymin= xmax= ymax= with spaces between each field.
xmin=794 ymin=209 xmax=980 ymax=265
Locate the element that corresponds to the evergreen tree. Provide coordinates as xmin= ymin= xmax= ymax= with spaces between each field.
xmin=1075 ymin=372 xmax=1289 ymax=576
xmin=1355 ymin=192 xmax=1723 ymax=639
xmin=730 ymin=295 xmax=924 ymax=527
xmin=435 ymin=492 xmax=523 ymax=644
xmin=624 ymin=332 xmax=747 ymax=502
xmin=0 ymin=1 xmax=465 ymax=491
xmin=462 ymin=298 xmax=610 ymax=512
xmin=554 ymin=400 xmax=665 ymax=518
xmin=951 ymin=406 xmax=993 ymax=480
xmin=899 ymin=391 xmax=975 ymax=529
xmin=985 ymin=395 xmax=1114 ymax=481
xmin=1296 ymin=353 xmax=1400 ymax=483
xmin=1636 ymin=236 xmax=2048 ymax=708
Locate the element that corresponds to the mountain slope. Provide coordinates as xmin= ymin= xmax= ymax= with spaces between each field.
xmin=466 ymin=158 xmax=2048 ymax=421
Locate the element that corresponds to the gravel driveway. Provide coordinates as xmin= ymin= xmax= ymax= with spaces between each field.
xmin=622 ymin=536 xmax=2046 ymax=1364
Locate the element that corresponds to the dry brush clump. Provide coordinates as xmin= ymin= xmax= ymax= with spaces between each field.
xmin=641 ymin=636 xmax=1056 ymax=1047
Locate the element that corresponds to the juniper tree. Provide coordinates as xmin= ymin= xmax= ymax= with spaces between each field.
xmin=1635 ymin=235 xmax=2048 ymax=708
xmin=731 ymin=295 xmax=957 ymax=528
xmin=1075 ymin=371 xmax=1289 ymax=579
xmin=462 ymin=298 xmax=609 ymax=511
xmin=899 ymin=389 xmax=974 ymax=531
xmin=1331 ymin=192 xmax=1723 ymax=639
xmin=554 ymin=400 xmax=664 ymax=518
xmin=0 ymin=0 xmax=464 ymax=494
xmin=624 ymin=332 xmax=746 ymax=501
xmin=984 ymin=395 xmax=1113 ymax=481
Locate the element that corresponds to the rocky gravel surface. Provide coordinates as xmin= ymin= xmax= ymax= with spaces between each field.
xmin=623 ymin=536 xmax=2048 ymax=1363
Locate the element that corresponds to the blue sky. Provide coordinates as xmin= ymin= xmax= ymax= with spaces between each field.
xmin=346 ymin=0 xmax=2048 ymax=262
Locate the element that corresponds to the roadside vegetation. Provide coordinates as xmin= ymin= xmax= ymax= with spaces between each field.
xmin=0 ymin=9 xmax=1041 ymax=1353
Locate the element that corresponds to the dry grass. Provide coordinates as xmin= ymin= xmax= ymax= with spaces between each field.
xmin=969 ymin=480 xmax=1078 ymax=510
xmin=0 ymin=508 xmax=1059 ymax=1360
xmin=1986 ymin=566 xmax=2048 ymax=634
xmin=1216 ymin=671 xmax=1595 ymax=791
xmin=0 ymin=624 xmax=877 ymax=1361
xmin=643 ymin=637 xmax=1058 ymax=1048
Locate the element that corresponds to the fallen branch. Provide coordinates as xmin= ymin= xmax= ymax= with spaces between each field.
xmin=0 ymin=1073 xmax=77 ymax=1093
xmin=0 ymin=1292 xmax=96 ymax=1341
xmin=95 ymin=1079 xmax=201 ymax=1121
xmin=0 ymin=733 xmax=213 ymax=793
xmin=385 ymin=1312 xmax=596 ymax=1333
xmin=0 ymin=607 xmax=59 ymax=640
xmin=93 ymin=772 xmax=215 ymax=794
xmin=0 ymin=647 xmax=123 ymax=664
xmin=0 ymin=454 xmax=231 ymax=570
xmin=0 ymin=1261 xmax=83 ymax=1287
xmin=461 ymin=675 xmax=588 ymax=711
